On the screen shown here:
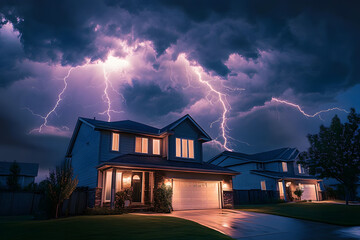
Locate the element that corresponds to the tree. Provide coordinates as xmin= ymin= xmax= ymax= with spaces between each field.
xmin=6 ymin=161 xmax=21 ymax=191
xmin=46 ymin=159 xmax=78 ymax=218
xmin=294 ymin=187 xmax=304 ymax=200
xmin=299 ymin=108 xmax=360 ymax=205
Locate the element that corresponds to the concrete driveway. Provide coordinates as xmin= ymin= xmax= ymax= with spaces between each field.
xmin=168 ymin=209 xmax=360 ymax=240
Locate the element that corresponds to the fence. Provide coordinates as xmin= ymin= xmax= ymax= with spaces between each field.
xmin=233 ymin=189 xmax=279 ymax=205
xmin=0 ymin=189 xmax=89 ymax=216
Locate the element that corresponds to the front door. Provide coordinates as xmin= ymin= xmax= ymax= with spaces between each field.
xmin=132 ymin=173 xmax=142 ymax=202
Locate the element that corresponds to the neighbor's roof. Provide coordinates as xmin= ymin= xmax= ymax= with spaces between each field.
xmin=208 ymin=147 xmax=299 ymax=167
xmin=66 ymin=114 xmax=211 ymax=157
xmin=97 ymin=154 xmax=238 ymax=175
xmin=251 ymin=170 xmax=321 ymax=181
xmin=0 ymin=162 xmax=39 ymax=177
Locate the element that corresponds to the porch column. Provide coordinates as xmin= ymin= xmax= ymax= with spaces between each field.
xmin=110 ymin=168 xmax=116 ymax=209
xmin=282 ymin=179 xmax=287 ymax=202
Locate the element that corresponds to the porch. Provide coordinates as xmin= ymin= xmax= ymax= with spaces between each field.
xmin=97 ymin=168 xmax=156 ymax=209
xmin=278 ymin=179 xmax=322 ymax=201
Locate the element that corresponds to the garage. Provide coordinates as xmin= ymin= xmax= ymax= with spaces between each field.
xmin=172 ymin=179 xmax=221 ymax=210
xmin=301 ymin=184 xmax=317 ymax=201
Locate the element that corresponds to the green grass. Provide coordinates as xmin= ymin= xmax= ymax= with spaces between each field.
xmin=236 ymin=202 xmax=360 ymax=226
xmin=0 ymin=214 xmax=232 ymax=240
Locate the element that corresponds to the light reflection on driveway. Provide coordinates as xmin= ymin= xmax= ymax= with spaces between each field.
xmin=160 ymin=209 xmax=359 ymax=240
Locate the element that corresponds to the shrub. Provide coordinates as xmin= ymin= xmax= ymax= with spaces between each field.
xmin=84 ymin=207 xmax=123 ymax=215
xmin=115 ymin=188 xmax=132 ymax=210
xmin=153 ymin=184 xmax=173 ymax=213
xmin=7 ymin=161 xmax=21 ymax=191
xmin=294 ymin=187 xmax=304 ymax=200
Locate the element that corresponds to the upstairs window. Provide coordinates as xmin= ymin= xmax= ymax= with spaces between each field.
xmin=112 ymin=133 xmax=120 ymax=151
xmin=176 ymin=138 xmax=194 ymax=159
xmin=135 ymin=137 xmax=148 ymax=153
xmin=298 ymin=164 xmax=305 ymax=174
xmin=260 ymin=180 xmax=267 ymax=190
xmin=153 ymin=139 xmax=160 ymax=155
xmin=282 ymin=162 xmax=288 ymax=172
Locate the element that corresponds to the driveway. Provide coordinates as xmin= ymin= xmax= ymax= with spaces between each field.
xmin=167 ymin=209 xmax=360 ymax=240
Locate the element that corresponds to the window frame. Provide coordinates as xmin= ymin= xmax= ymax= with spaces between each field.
xmin=175 ymin=137 xmax=195 ymax=159
xmin=260 ymin=180 xmax=267 ymax=191
xmin=111 ymin=132 xmax=120 ymax=152
xmin=152 ymin=139 xmax=161 ymax=155
xmin=135 ymin=137 xmax=149 ymax=154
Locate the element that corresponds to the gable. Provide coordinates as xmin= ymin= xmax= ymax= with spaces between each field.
xmin=169 ymin=116 xmax=211 ymax=141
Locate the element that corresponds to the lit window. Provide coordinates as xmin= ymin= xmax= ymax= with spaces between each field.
xmin=112 ymin=133 xmax=120 ymax=151
xmin=298 ymin=164 xmax=303 ymax=174
xmin=176 ymin=138 xmax=181 ymax=157
xmin=282 ymin=162 xmax=288 ymax=172
xmin=278 ymin=182 xmax=284 ymax=198
xmin=261 ymin=181 xmax=266 ymax=190
xmin=104 ymin=170 xmax=112 ymax=202
xmin=153 ymin=139 xmax=160 ymax=155
xmin=116 ymin=171 xmax=122 ymax=193
xmin=135 ymin=137 xmax=148 ymax=153
xmin=176 ymin=138 xmax=194 ymax=159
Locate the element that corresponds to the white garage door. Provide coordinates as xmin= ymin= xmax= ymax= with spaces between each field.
xmin=172 ymin=180 xmax=221 ymax=210
xmin=301 ymin=184 xmax=317 ymax=201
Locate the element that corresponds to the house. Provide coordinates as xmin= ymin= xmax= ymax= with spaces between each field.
xmin=66 ymin=114 xmax=237 ymax=210
xmin=208 ymin=148 xmax=323 ymax=201
xmin=0 ymin=161 xmax=39 ymax=189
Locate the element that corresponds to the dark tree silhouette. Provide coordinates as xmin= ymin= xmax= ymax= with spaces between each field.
xmin=299 ymin=108 xmax=360 ymax=205
xmin=46 ymin=159 xmax=78 ymax=218
xmin=6 ymin=161 xmax=21 ymax=191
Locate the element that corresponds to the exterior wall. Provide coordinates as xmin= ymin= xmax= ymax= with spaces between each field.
xmin=264 ymin=162 xmax=281 ymax=172
xmin=99 ymin=131 xmax=164 ymax=162
xmin=229 ymin=164 xmax=277 ymax=191
xmin=168 ymin=119 xmax=204 ymax=163
xmin=71 ymin=123 xmax=101 ymax=188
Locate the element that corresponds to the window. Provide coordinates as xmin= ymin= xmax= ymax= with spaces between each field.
xmin=278 ymin=182 xmax=284 ymax=198
xmin=112 ymin=133 xmax=120 ymax=151
xmin=261 ymin=181 xmax=266 ymax=190
xmin=298 ymin=164 xmax=305 ymax=174
xmin=282 ymin=162 xmax=288 ymax=172
xmin=104 ymin=170 xmax=112 ymax=202
xmin=176 ymin=138 xmax=194 ymax=159
xmin=115 ymin=171 xmax=122 ymax=193
xmin=153 ymin=139 xmax=160 ymax=155
xmin=135 ymin=137 xmax=148 ymax=153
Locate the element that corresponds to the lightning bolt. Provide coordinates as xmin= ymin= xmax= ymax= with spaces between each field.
xmin=26 ymin=67 xmax=75 ymax=134
xmin=271 ymin=97 xmax=349 ymax=118
xmin=193 ymin=67 xmax=233 ymax=151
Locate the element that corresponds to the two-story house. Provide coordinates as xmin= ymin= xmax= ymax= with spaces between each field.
xmin=66 ymin=114 xmax=237 ymax=210
xmin=209 ymin=148 xmax=322 ymax=201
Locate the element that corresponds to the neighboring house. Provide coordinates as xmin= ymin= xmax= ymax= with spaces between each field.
xmin=66 ymin=114 xmax=237 ymax=210
xmin=0 ymin=162 xmax=39 ymax=188
xmin=209 ymin=148 xmax=322 ymax=201
xmin=322 ymin=178 xmax=360 ymax=198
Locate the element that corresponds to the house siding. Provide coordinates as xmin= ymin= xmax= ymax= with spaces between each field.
xmin=71 ymin=123 xmax=100 ymax=188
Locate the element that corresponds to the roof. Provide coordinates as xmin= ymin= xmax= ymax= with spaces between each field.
xmin=0 ymin=162 xmax=39 ymax=177
xmin=66 ymin=114 xmax=211 ymax=157
xmin=97 ymin=154 xmax=238 ymax=175
xmin=208 ymin=147 xmax=299 ymax=167
xmin=251 ymin=170 xmax=321 ymax=181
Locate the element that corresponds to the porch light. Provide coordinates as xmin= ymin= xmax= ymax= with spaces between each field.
xmin=223 ymin=183 xmax=229 ymax=190
xmin=164 ymin=179 xmax=172 ymax=187
xmin=286 ymin=182 xmax=291 ymax=187
xmin=123 ymin=176 xmax=131 ymax=184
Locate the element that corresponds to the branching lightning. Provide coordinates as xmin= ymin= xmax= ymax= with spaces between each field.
xmin=271 ymin=97 xmax=349 ymax=118
xmin=26 ymin=67 xmax=75 ymax=134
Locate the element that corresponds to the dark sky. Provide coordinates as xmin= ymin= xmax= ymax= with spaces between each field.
xmin=1 ymin=0 xmax=359 ymax=181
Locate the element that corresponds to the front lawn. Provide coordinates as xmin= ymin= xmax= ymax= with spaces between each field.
xmin=236 ymin=202 xmax=360 ymax=226
xmin=0 ymin=215 xmax=232 ymax=240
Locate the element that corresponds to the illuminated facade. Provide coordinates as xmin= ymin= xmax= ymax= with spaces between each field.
xmin=209 ymin=148 xmax=323 ymax=202
xmin=66 ymin=114 xmax=237 ymax=210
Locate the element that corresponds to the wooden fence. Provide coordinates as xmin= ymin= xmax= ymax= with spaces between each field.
xmin=233 ymin=189 xmax=279 ymax=205
xmin=0 ymin=189 xmax=89 ymax=216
